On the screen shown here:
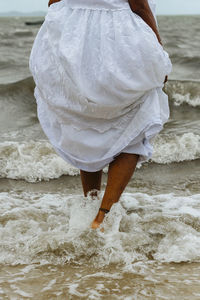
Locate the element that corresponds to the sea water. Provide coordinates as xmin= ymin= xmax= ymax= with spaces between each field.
xmin=0 ymin=15 xmax=200 ymax=299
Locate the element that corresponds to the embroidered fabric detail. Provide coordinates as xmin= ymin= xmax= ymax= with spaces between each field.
xmin=29 ymin=0 xmax=172 ymax=171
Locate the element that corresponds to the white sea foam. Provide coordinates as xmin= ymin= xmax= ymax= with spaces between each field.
xmin=172 ymin=92 xmax=200 ymax=107
xmin=0 ymin=132 xmax=200 ymax=181
xmin=166 ymin=80 xmax=200 ymax=107
xmin=0 ymin=140 xmax=79 ymax=182
xmin=0 ymin=191 xmax=200 ymax=266
xmin=152 ymin=132 xmax=200 ymax=164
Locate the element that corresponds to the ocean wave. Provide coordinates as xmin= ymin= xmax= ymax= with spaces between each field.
xmin=0 ymin=77 xmax=37 ymax=132
xmin=1 ymin=77 xmax=200 ymax=108
xmin=13 ymin=29 xmax=33 ymax=37
xmin=152 ymin=132 xmax=200 ymax=164
xmin=0 ymin=191 xmax=200 ymax=266
xmin=0 ymin=133 xmax=200 ymax=181
xmin=0 ymin=140 xmax=79 ymax=182
xmin=171 ymin=93 xmax=200 ymax=107
xmin=170 ymin=55 xmax=200 ymax=66
xmin=0 ymin=76 xmax=35 ymax=95
xmin=166 ymin=80 xmax=200 ymax=107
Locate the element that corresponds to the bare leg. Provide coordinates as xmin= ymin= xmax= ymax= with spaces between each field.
xmin=91 ymin=153 xmax=139 ymax=229
xmin=80 ymin=170 xmax=103 ymax=197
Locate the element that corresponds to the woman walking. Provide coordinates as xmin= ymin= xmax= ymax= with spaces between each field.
xmin=30 ymin=0 xmax=172 ymax=229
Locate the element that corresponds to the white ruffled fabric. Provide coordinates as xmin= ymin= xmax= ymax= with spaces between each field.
xmin=30 ymin=0 xmax=172 ymax=171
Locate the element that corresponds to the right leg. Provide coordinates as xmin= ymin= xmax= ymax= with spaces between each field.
xmin=80 ymin=170 xmax=103 ymax=197
xmin=91 ymin=153 xmax=139 ymax=229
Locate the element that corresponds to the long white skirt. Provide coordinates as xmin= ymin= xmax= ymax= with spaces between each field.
xmin=30 ymin=0 xmax=172 ymax=171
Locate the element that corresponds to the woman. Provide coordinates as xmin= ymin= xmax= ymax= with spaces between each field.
xmin=30 ymin=0 xmax=172 ymax=229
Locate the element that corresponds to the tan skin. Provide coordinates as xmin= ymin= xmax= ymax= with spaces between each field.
xmin=48 ymin=0 xmax=61 ymax=6
xmin=48 ymin=0 xmax=168 ymax=229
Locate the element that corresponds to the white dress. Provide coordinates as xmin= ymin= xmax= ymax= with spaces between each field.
xmin=30 ymin=0 xmax=172 ymax=171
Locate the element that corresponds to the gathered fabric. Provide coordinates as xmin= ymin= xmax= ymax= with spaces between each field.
xmin=30 ymin=0 xmax=172 ymax=171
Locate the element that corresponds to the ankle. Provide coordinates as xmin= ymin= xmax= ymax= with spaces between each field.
xmin=100 ymin=199 xmax=117 ymax=212
xmin=99 ymin=207 xmax=110 ymax=214
xmin=95 ymin=210 xmax=107 ymax=222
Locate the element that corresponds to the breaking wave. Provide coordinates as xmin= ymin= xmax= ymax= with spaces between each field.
xmin=0 ymin=191 xmax=200 ymax=266
xmin=0 ymin=132 xmax=200 ymax=181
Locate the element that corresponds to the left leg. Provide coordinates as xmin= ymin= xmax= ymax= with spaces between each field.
xmin=91 ymin=153 xmax=139 ymax=229
xmin=80 ymin=170 xmax=103 ymax=197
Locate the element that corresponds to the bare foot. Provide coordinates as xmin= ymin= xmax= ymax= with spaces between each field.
xmin=88 ymin=189 xmax=99 ymax=200
xmin=91 ymin=211 xmax=106 ymax=231
xmin=91 ymin=220 xmax=101 ymax=229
